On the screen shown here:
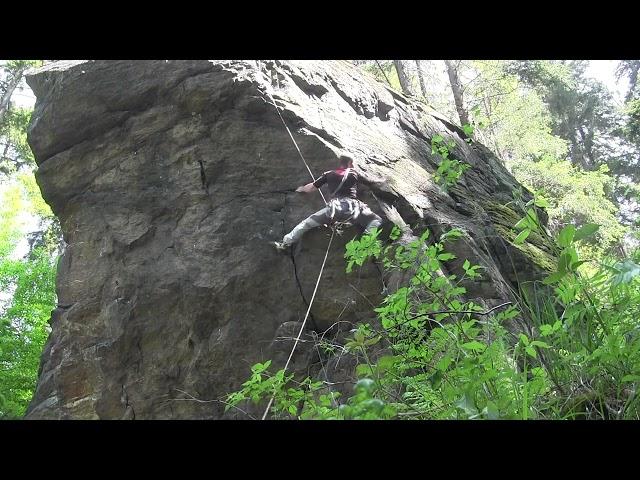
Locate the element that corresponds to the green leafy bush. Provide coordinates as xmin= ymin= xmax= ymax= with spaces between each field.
xmin=229 ymin=219 xmax=640 ymax=420
xmin=430 ymin=135 xmax=470 ymax=189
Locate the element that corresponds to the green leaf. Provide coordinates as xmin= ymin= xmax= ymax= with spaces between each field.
xmin=557 ymin=225 xmax=576 ymax=248
xmin=354 ymin=378 xmax=375 ymax=396
xmin=361 ymin=398 xmax=385 ymax=415
xmin=573 ymin=223 xmax=599 ymax=242
xmin=455 ymin=393 xmax=478 ymax=417
xmin=610 ymin=260 xmax=640 ymax=286
xmin=525 ymin=346 xmax=537 ymax=358
xmin=436 ymin=355 xmax=452 ymax=371
xmin=356 ymin=364 xmax=373 ymax=377
xmin=557 ymin=253 xmax=572 ymax=274
xmin=542 ymin=271 xmax=566 ymax=285
xmin=513 ymin=229 xmax=531 ymax=245
xmin=376 ymin=355 xmax=399 ymax=373
xmin=513 ymin=217 xmax=528 ymax=231
xmin=251 ymin=360 xmax=271 ymax=374
xmin=621 ymin=375 xmax=640 ymax=383
xmin=565 ymin=246 xmax=578 ymax=264
xmin=539 ymin=325 xmax=554 ymax=336
xmin=428 ymin=370 xmax=443 ymax=388
xmin=364 ymin=335 xmax=382 ymax=346
xmin=440 ymin=228 xmax=463 ymax=242
xmin=496 ymin=306 xmax=520 ymax=321
xmin=525 ymin=208 xmax=538 ymax=224
xmin=462 ymin=340 xmax=486 ymax=352
xmin=484 ymin=401 xmax=499 ymax=420
xmin=534 ymin=197 xmax=550 ymax=208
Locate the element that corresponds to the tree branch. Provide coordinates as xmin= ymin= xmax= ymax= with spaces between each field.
xmin=387 ymin=301 xmax=513 ymax=331
xmin=375 ymin=60 xmax=394 ymax=88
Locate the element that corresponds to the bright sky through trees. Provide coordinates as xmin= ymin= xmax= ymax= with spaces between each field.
xmin=3 ymin=60 xmax=630 ymax=108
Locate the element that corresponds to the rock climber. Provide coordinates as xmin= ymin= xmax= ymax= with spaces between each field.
xmin=274 ymin=154 xmax=383 ymax=252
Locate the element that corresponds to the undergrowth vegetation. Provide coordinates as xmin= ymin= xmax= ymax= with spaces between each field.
xmin=228 ymin=209 xmax=640 ymax=419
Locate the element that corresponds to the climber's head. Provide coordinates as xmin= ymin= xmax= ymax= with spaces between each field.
xmin=338 ymin=154 xmax=354 ymax=168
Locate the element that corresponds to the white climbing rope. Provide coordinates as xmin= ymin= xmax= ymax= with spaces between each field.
xmin=263 ymin=87 xmax=328 ymax=205
xmin=261 ymin=228 xmax=335 ymax=420
xmin=258 ymin=63 xmax=342 ymax=419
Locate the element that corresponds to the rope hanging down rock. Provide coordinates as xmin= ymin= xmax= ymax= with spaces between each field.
xmin=259 ymin=65 xmax=362 ymax=418
xmin=263 ymin=88 xmax=328 ymax=205
xmin=261 ymin=229 xmax=335 ymax=420
xmin=258 ymin=67 xmax=338 ymax=419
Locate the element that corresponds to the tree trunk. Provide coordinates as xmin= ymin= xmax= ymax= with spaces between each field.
xmin=0 ymin=141 xmax=11 ymax=174
xmin=0 ymin=66 xmax=27 ymax=125
xmin=414 ymin=60 xmax=427 ymax=98
xmin=444 ymin=60 xmax=470 ymax=126
xmin=625 ymin=61 xmax=640 ymax=102
xmin=577 ymin=125 xmax=595 ymax=170
xmin=375 ymin=60 xmax=394 ymax=88
xmin=393 ymin=60 xmax=413 ymax=96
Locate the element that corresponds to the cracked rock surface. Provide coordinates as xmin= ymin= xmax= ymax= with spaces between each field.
xmin=25 ymin=60 xmax=552 ymax=419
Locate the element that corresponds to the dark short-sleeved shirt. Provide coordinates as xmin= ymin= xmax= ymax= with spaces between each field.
xmin=313 ymin=168 xmax=358 ymax=199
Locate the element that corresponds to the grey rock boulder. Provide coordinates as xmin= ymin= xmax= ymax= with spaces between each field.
xmin=25 ymin=60 xmax=553 ymax=419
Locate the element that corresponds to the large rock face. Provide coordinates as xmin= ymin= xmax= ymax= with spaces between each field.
xmin=25 ymin=60 xmax=553 ymax=419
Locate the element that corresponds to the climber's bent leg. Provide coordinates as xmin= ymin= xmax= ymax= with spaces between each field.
xmin=282 ymin=206 xmax=331 ymax=246
xmin=355 ymin=203 xmax=383 ymax=234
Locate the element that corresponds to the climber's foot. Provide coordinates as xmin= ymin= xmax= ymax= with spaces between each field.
xmin=273 ymin=241 xmax=291 ymax=254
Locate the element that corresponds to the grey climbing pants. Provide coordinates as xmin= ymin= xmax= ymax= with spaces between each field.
xmin=282 ymin=198 xmax=383 ymax=246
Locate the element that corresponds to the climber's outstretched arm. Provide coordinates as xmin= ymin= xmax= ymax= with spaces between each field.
xmin=295 ymin=182 xmax=317 ymax=193
xmin=359 ymin=176 xmax=386 ymax=189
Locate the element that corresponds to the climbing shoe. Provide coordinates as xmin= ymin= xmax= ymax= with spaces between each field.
xmin=273 ymin=241 xmax=291 ymax=253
